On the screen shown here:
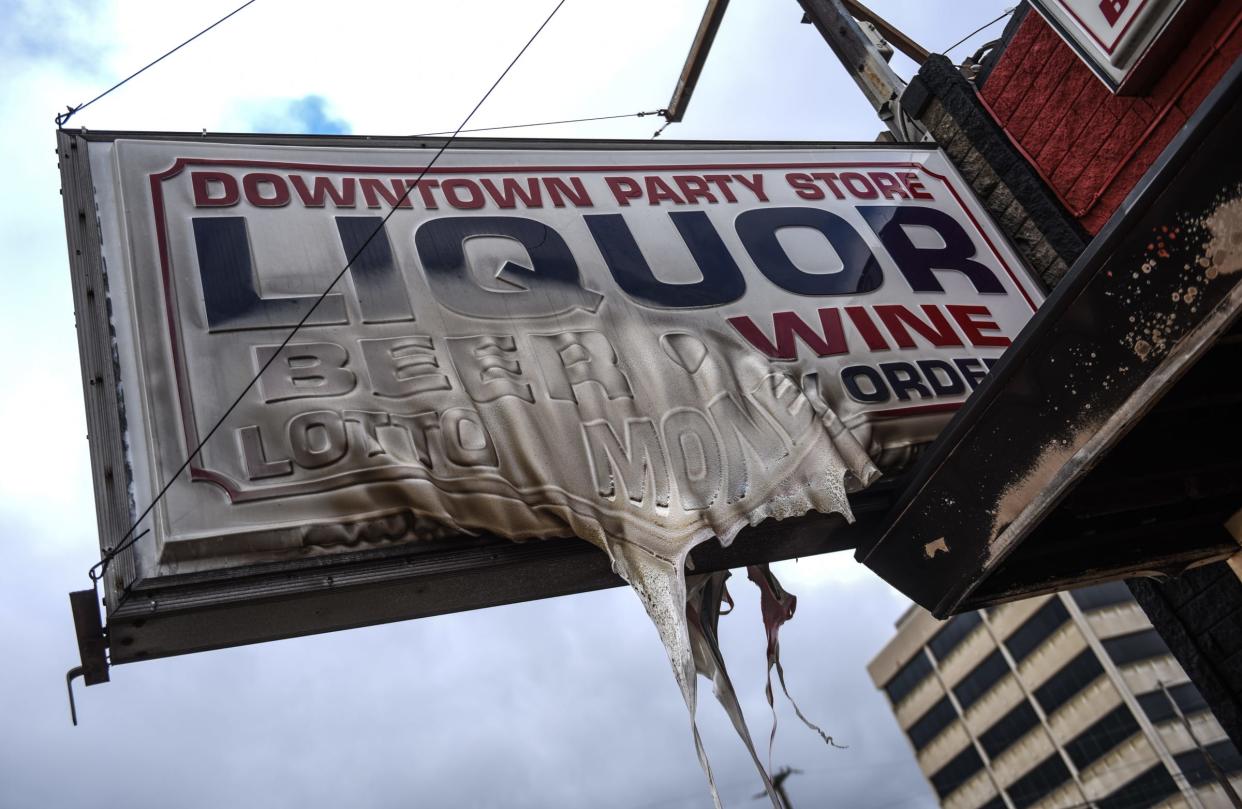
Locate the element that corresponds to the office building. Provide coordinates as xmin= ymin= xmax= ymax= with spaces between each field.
xmin=870 ymin=583 xmax=1242 ymax=809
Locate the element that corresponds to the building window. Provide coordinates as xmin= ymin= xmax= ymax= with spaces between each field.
xmin=1070 ymin=581 xmax=1133 ymax=612
xmin=953 ymin=650 xmax=1009 ymax=712
xmin=930 ymin=744 xmax=984 ymax=799
xmin=1033 ymin=649 xmax=1104 ymax=716
xmin=979 ymin=701 xmax=1040 ymax=760
xmin=928 ymin=612 xmax=983 ymax=661
xmin=977 ymin=797 xmax=1005 ymax=809
xmin=1136 ymin=691 xmax=1174 ymax=723
xmin=883 ymin=649 xmax=933 ymax=705
xmin=1102 ymin=629 xmax=1169 ymax=667
xmin=1063 ymin=703 xmax=1140 ymax=770
xmin=1171 ymin=682 xmax=1210 ymax=716
xmin=1095 ymin=764 xmax=1178 ymax=809
xmin=1003 ymin=598 xmax=1070 ymax=664
xmin=908 ymin=696 xmax=957 ymax=750
xmin=1173 ymin=740 xmax=1242 ymax=786
xmin=1006 ymin=753 xmax=1070 ymax=809
xmin=1136 ymin=682 xmax=1209 ymax=724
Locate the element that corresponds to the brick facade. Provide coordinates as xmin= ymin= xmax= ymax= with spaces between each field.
xmin=979 ymin=3 xmax=1242 ymax=233
xmin=905 ymin=54 xmax=1088 ymax=289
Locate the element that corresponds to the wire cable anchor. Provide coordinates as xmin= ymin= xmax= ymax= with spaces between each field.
xmin=54 ymin=0 xmax=258 ymax=129
xmin=55 ymin=105 xmax=83 ymax=128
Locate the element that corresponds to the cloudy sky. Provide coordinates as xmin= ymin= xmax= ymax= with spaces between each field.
xmin=0 ymin=1 xmax=1016 ymax=806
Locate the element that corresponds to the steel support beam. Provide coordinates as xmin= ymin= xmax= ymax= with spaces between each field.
xmin=840 ymin=0 xmax=930 ymax=64
xmin=664 ymin=0 xmax=731 ymax=123
xmin=798 ymin=0 xmax=925 ymax=139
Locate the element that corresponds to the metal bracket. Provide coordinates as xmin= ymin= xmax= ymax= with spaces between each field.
xmin=797 ymin=0 xmax=927 ymax=141
xmin=67 ymin=589 xmax=110 ymax=725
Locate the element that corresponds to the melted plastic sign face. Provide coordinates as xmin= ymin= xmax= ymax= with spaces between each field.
xmin=90 ymin=140 xmax=1041 ymax=578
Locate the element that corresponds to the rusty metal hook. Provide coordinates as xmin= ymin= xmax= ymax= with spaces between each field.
xmin=66 ymin=666 xmax=85 ymax=726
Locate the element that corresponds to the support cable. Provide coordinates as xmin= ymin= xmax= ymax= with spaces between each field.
xmin=943 ymin=6 xmax=1016 ymax=56
xmin=412 ymin=109 xmax=666 ymax=137
xmin=55 ymin=0 xmax=259 ymax=127
xmin=87 ymin=0 xmax=570 ymax=590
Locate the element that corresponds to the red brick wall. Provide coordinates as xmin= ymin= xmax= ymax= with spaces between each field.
xmin=980 ymin=5 xmax=1242 ymax=233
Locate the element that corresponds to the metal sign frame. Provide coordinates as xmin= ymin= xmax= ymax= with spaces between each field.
xmin=59 ymin=131 xmax=1042 ymax=666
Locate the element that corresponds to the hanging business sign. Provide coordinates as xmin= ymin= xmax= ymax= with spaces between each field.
xmin=1030 ymin=0 xmax=1199 ymax=93
xmin=61 ymin=132 xmax=1042 ymax=660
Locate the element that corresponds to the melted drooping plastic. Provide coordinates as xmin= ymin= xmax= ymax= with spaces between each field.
xmin=688 ymin=572 xmax=783 ymax=808
xmin=603 ymin=539 xmax=732 ymax=807
xmin=602 ymin=541 xmax=786 ymax=809
xmin=748 ymin=563 xmax=845 ymax=767
xmin=604 ymin=531 xmax=854 ymax=807
xmin=589 ymin=360 xmax=873 ymax=807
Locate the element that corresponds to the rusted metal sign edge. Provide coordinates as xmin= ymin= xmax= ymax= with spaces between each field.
xmin=664 ymin=0 xmax=730 ymax=124
xmin=858 ymin=55 xmax=1242 ymax=617
xmin=57 ymin=131 xmax=136 ymax=610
